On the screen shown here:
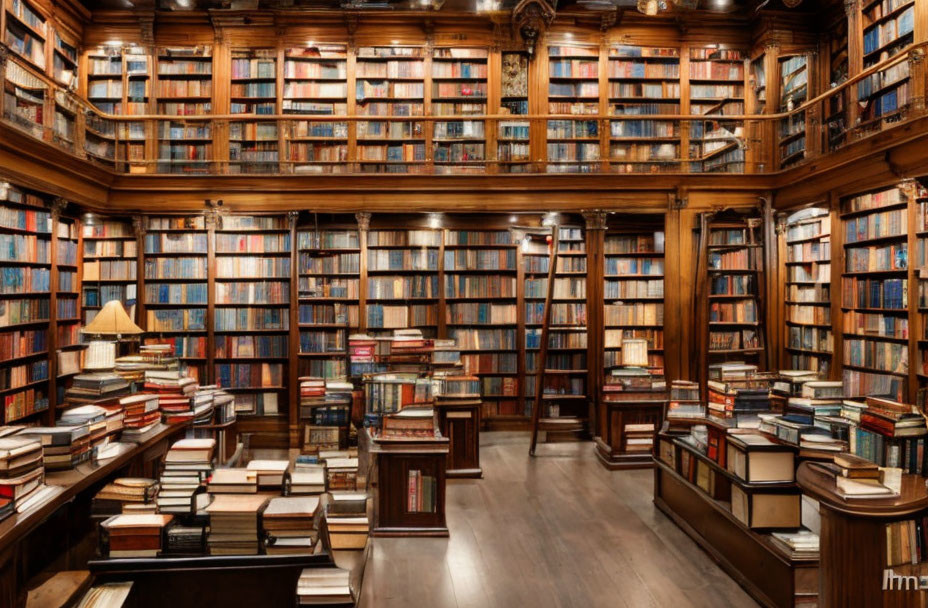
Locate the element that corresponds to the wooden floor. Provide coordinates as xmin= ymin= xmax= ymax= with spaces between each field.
xmin=357 ymin=432 xmax=759 ymax=608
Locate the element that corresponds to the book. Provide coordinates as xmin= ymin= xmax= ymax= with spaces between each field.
xmin=207 ymin=468 xmax=257 ymax=494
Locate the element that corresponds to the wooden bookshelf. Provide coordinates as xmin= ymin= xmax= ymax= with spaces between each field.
xmin=142 ymin=215 xmax=209 ymax=384
xmin=688 ymin=47 xmax=746 ymax=174
xmin=445 ymin=229 xmax=519 ymax=419
xmin=784 ymin=207 xmax=833 ymax=373
xmin=155 ymin=45 xmax=212 ymax=116
xmin=546 ymin=44 xmax=600 ymax=174
xmin=917 ymin=193 xmax=928 ymax=397
xmin=86 ymin=44 xmax=151 ymax=116
xmin=229 ymin=119 xmax=279 ymax=174
xmin=230 ymin=48 xmax=276 ymax=115
xmin=297 ymin=222 xmax=360 ymax=380
xmin=602 ymin=221 xmax=666 ymax=372
xmin=498 ymin=51 xmax=530 ymax=173
xmin=431 ymin=47 xmax=488 ymax=174
xmin=703 ymin=215 xmax=766 ymax=369
xmin=826 ymin=13 xmax=849 ymax=151
xmin=0 ymin=182 xmax=51 ymax=425
xmin=53 ymin=212 xmax=80 ymax=400
xmin=4 ymin=0 xmax=46 ymax=70
xmin=52 ymin=89 xmax=77 ymax=153
xmin=607 ymin=45 xmax=681 ymax=174
xmin=51 ymin=30 xmax=77 ymax=88
xmin=3 ymin=60 xmax=47 ymax=139
xmin=366 ymin=227 xmax=441 ymax=338
xmin=778 ymin=54 xmax=809 ymax=169
xmin=157 ymin=119 xmax=211 ymax=174
xmin=355 ymin=45 xmax=426 ymax=174
xmin=83 ymin=110 xmax=117 ymax=169
xmin=856 ymin=0 xmax=914 ymax=134
xmin=840 ymin=185 xmax=913 ymax=400
xmin=213 ymin=214 xmax=291 ymax=420
xmin=81 ymin=218 xmax=138 ymax=326
xmin=284 ymin=45 xmax=349 ymax=174
xmin=750 ymin=54 xmax=766 ymax=115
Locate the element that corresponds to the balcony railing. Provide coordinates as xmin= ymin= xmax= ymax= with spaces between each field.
xmin=2 ymin=41 xmax=926 ymax=177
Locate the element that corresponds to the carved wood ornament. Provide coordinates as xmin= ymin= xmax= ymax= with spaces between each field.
xmin=512 ymin=0 xmax=556 ymax=56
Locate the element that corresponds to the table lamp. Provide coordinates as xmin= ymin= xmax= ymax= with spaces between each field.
xmin=80 ymin=300 xmax=144 ymax=371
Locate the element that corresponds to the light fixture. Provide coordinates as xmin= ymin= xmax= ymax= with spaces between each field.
xmin=307 ymin=40 xmax=315 ymax=48
xmin=521 ymin=236 xmax=531 ymax=252
xmin=391 ymin=40 xmax=400 ymax=45
xmin=542 ymin=212 xmax=558 ymax=227
xmin=509 ymin=215 xmax=518 ymax=223
xmin=81 ymin=300 xmax=144 ymax=371
xmin=82 ymin=212 xmax=97 ymax=226
xmin=427 ymin=213 xmax=442 ymax=229
xmin=104 ymin=40 xmax=123 ymax=47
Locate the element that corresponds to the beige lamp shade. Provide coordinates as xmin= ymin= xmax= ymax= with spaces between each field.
xmin=621 ymin=339 xmax=650 ymax=367
xmin=81 ymin=300 xmax=144 ymax=336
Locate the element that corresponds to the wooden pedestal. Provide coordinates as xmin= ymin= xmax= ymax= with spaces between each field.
xmin=594 ymin=391 xmax=667 ymax=470
xmin=435 ymin=398 xmax=482 ymax=479
xmin=363 ymin=430 xmax=450 ymax=538
xmin=797 ymin=462 xmax=928 ymax=608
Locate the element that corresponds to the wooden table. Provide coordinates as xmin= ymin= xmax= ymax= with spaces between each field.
xmin=435 ymin=397 xmax=482 ymax=478
xmin=798 ymin=462 xmax=928 ymax=608
xmin=595 ymin=389 xmax=668 ymax=470
xmin=0 ymin=422 xmax=189 ymax=608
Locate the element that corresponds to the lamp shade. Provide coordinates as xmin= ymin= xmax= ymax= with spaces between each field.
xmin=621 ymin=339 xmax=650 ymax=367
xmin=81 ymin=300 xmax=143 ymax=336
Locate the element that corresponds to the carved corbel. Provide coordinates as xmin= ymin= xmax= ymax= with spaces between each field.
xmin=132 ymin=215 xmax=147 ymax=238
xmin=355 ymin=212 xmax=371 ymax=232
xmin=843 ymin=0 xmax=859 ymax=17
xmin=51 ymin=197 xmax=68 ymax=219
xmin=512 ymin=0 xmax=555 ymax=56
xmin=581 ymin=210 xmax=608 ymax=231
xmin=287 ymin=210 xmax=299 ymax=229
xmin=138 ymin=13 xmax=155 ymax=47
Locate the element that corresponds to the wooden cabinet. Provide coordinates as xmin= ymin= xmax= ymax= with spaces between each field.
xmin=435 ymin=397 xmax=482 ymax=478
xmin=594 ymin=390 xmax=667 ymax=469
xmin=364 ymin=430 xmax=449 ymax=537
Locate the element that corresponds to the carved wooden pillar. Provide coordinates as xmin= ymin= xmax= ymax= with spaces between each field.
xmin=287 ymin=210 xmax=300 ymax=448
xmin=583 ymin=210 xmax=607 ymax=437
xmin=356 ymin=212 xmax=371 ymax=333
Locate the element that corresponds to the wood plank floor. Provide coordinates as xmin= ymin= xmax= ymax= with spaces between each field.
xmin=357 ymin=432 xmax=760 ymax=608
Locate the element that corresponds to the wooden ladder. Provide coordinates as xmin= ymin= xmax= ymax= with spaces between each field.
xmin=529 ymin=225 xmax=587 ymax=456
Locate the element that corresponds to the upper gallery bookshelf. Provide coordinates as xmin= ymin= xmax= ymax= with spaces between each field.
xmin=229 ymin=119 xmax=279 ymax=174
xmin=0 ymin=182 xmax=51 ymax=425
xmin=297 ymin=221 xmax=359 ymax=380
xmin=778 ymin=54 xmax=809 ymax=168
xmin=498 ymin=51 xmax=530 ymax=173
xmin=857 ymin=0 xmax=914 ymax=134
xmin=784 ymin=207 xmax=832 ymax=374
xmin=917 ymin=193 xmax=928 ymax=393
xmin=52 ymin=89 xmax=77 ymax=153
xmin=156 ymin=46 xmax=212 ymax=116
xmin=840 ymin=183 xmax=920 ymax=401
xmin=51 ymin=31 xmax=77 ymax=88
xmin=142 ymin=215 xmax=209 ymax=384
xmin=431 ymin=47 xmax=488 ymax=174
xmin=688 ymin=47 xmax=746 ymax=173
xmin=602 ymin=221 xmax=665 ymax=373
xmin=445 ymin=229 xmax=519 ymax=418
xmin=214 ymin=214 xmax=291 ymax=419
xmin=4 ymin=0 xmax=46 ymax=70
xmin=704 ymin=214 xmax=766 ymax=368
xmin=87 ymin=45 xmax=151 ymax=116
xmin=547 ymin=44 xmax=600 ymax=173
xmin=355 ymin=45 xmax=426 ymax=174
xmin=81 ymin=217 xmax=138 ymax=325
xmin=284 ymin=45 xmax=349 ymax=174
xmin=607 ymin=45 xmax=681 ymax=174
xmin=826 ymin=13 xmax=849 ymax=151
xmin=231 ymin=48 xmax=276 ymax=115
xmin=3 ymin=60 xmax=47 ymax=139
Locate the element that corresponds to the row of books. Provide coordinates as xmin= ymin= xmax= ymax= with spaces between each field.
xmin=214 ymin=308 xmax=289 ymax=331
xmin=215 ymin=257 xmax=290 ymax=278
xmin=216 ymin=281 xmax=289 ymax=304
xmin=842 ymin=277 xmax=906 ymax=309
xmin=788 ymin=325 xmax=833 ymax=352
xmin=0 ymin=234 xmax=50 ymax=263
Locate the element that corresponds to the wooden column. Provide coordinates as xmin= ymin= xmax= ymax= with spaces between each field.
xmin=47 ymin=197 xmax=67 ymax=426
xmin=583 ymin=210 xmax=606 ymax=437
xmin=133 ymin=215 xmax=147 ymax=331
xmin=486 ymin=44 xmax=501 ymax=175
xmin=205 ymin=209 xmax=218 ymax=386
xmin=663 ymin=200 xmax=685 ymax=382
xmin=287 ymin=210 xmax=300 ymax=448
xmin=904 ymin=179 xmax=920 ymax=405
xmin=774 ymin=209 xmax=789 ymax=371
xmin=529 ymin=38 xmax=548 ymax=171
xmin=829 ymin=191 xmax=844 ymax=383
xmin=0 ymin=47 xmax=8 ymax=121
xmin=356 ymin=212 xmax=370 ymax=333
xmin=845 ymin=0 xmax=863 ymax=133
xmin=762 ymin=197 xmax=779 ymax=372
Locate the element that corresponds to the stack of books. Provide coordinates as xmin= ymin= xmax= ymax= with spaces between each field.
xmin=323 ymin=455 xmax=359 ymax=491
xmin=380 ymin=406 xmax=436 ymax=439
xmin=431 ymin=339 xmax=462 ymax=369
xmin=114 ymin=344 xmax=180 ymax=382
xmin=143 ymin=370 xmax=197 ymax=424
xmin=59 ymin=405 xmax=109 ymax=447
xmin=190 ymin=385 xmax=218 ymax=426
xmin=92 ymin=478 xmax=160 ymax=517
xmin=74 ymin=582 xmax=134 ymax=608
xmin=775 ymin=370 xmax=821 ymax=397
xmin=164 ymin=523 xmax=207 ymax=556
xmin=0 ymin=436 xmax=44 ymax=514
xmin=296 ymin=567 xmax=353 ymax=606
xmin=770 ymin=529 xmax=820 ymax=558
xmin=811 ymin=453 xmax=901 ymax=499
xmin=119 ymin=394 xmax=162 ymax=441
xmin=325 ymin=491 xmax=368 ymax=550
xmin=205 ymin=494 xmax=269 ymax=555
xmin=348 ymin=334 xmax=381 ymax=376
xmin=101 ymin=513 xmax=173 ymax=558
xmin=787 ymin=381 xmax=844 ymax=417
xmin=667 ymin=380 xmax=703 ymax=418
xmin=20 ymin=425 xmax=91 ymax=470
xmin=213 ymin=390 xmax=236 ymax=425
xmin=156 ymin=438 xmax=215 ymax=514
xmin=434 ymin=375 xmax=479 ymax=399
xmin=246 ymin=459 xmax=290 ymax=488
xmin=263 ymin=496 xmax=321 ymax=555
xmin=207 ymin=468 xmax=258 ymax=494
xmin=290 ymin=462 xmax=326 ymax=495
xmin=299 ymin=377 xmax=327 ymax=415
xmin=64 ymin=373 xmax=130 ymax=405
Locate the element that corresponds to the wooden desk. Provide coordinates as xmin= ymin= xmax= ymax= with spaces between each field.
xmin=89 ymin=553 xmax=333 ymax=608
xmin=0 ymin=422 xmax=189 ymax=608
xmin=361 ymin=430 xmax=450 ymax=537
xmin=435 ymin=398 xmax=482 ymax=479
xmin=595 ymin=390 xmax=667 ymax=470
xmin=798 ymin=462 xmax=928 ymax=608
